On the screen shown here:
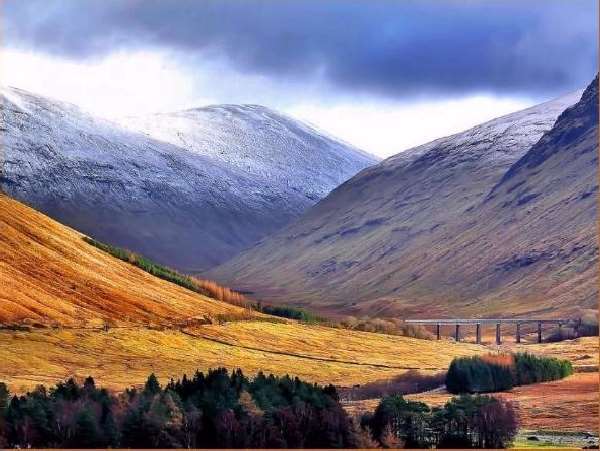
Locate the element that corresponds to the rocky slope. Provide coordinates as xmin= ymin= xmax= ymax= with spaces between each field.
xmin=209 ymin=85 xmax=596 ymax=318
xmin=0 ymin=87 xmax=376 ymax=271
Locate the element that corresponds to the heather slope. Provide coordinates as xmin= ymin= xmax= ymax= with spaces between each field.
xmin=209 ymin=87 xmax=595 ymax=317
xmin=1 ymin=87 xmax=376 ymax=272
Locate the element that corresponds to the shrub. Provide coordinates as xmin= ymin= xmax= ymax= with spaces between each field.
xmin=339 ymin=316 xmax=433 ymax=339
xmin=513 ymin=353 xmax=573 ymax=385
xmin=83 ymin=237 xmax=248 ymax=307
xmin=191 ymin=278 xmax=248 ymax=307
xmin=339 ymin=370 xmax=445 ymax=401
xmin=544 ymin=311 xmax=598 ymax=342
xmin=83 ymin=236 xmax=197 ymax=289
xmin=446 ymin=355 xmax=514 ymax=394
xmin=259 ymin=304 xmax=327 ymax=325
xmin=577 ymin=311 xmax=599 ymax=337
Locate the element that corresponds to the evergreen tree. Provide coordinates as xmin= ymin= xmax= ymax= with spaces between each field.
xmin=70 ymin=409 xmax=100 ymax=448
xmin=0 ymin=383 xmax=9 ymax=413
xmin=144 ymin=373 xmax=161 ymax=396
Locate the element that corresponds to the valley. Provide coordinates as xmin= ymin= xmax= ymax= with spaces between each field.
xmin=0 ymin=80 xmax=597 ymax=449
xmin=0 ymin=179 xmax=597 ymax=447
xmin=1 ymin=3 xmax=597 ymax=448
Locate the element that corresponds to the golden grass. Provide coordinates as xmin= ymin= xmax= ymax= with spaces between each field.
xmin=0 ymin=322 xmax=488 ymax=394
xmin=0 ymin=195 xmax=253 ymax=326
xmin=185 ymin=321 xmax=485 ymax=370
xmin=499 ymin=336 xmax=599 ymax=371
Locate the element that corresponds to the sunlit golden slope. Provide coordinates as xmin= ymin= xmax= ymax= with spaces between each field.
xmin=1 ymin=325 xmax=487 ymax=392
xmin=0 ymin=194 xmax=249 ymax=327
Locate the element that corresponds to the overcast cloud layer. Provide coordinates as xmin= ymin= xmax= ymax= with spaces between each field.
xmin=4 ymin=0 xmax=598 ymax=100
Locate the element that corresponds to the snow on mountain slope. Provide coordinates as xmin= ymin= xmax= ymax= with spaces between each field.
xmin=0 ymin=87 xmax=377 ymax=271
xmin=122 ymin=105 xmax=375 ymax=203
xmin=208 ymin=88 xmax=592 ymax=317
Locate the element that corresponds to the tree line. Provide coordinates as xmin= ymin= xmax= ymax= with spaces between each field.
xmin=0 ymin=367 xmax=522 ymax=449
xmin=83 ymin=236 xmax=248 ymax=307
xmin=446 ymin=352 xmax=573 ymax=394
xmin=0 ymin=369 xmax=360 ymax=448
xmin=362 ymin=393 xmax=518 ymax=448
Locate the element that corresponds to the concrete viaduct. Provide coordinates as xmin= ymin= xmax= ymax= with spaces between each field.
xmin=405 ymin=318 xmax=578 ymax=344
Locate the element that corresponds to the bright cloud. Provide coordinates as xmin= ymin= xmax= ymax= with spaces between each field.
xmin=0 ymin=49 xmax=552 ymax=157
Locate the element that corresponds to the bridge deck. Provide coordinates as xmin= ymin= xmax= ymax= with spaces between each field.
xmin=405 ymin=318 xmax=572 ymax=325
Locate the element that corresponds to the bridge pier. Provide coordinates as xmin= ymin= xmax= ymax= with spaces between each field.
xmin=405 ymin=318 xmax=572 ymax=346
xmin=558 ymin=322 xmax=563 ymax=339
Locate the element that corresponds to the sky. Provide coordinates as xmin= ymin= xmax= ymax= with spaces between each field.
xmin=2 ymin=0 xmax=597 ymax=158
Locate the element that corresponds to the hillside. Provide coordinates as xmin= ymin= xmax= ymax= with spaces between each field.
xmin=0 ymin=87 xmax=376 ymax=272
xmin=0 ymin=194 xmax=485 ymax=391
xmin=0 ymin=194 xmax=252 ymax=327
xmin=208 ymin=86 xmax=596 ymax=318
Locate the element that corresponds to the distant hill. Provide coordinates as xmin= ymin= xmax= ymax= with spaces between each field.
xmin=0 ymin=87 xmax=376 ymax=271
xmin=208 ymin=84 xmax=596 ymax=318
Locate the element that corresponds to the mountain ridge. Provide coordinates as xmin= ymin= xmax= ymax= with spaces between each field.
xmin=208 ymin=85 xmax=595 ymax=318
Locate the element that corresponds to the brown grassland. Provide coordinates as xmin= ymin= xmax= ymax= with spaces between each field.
xmin=0 ymin=195 xmax=253 ymax=327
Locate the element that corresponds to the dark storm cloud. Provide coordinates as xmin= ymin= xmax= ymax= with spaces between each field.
xmin=3 ymin=0 xmax=597 ymax=98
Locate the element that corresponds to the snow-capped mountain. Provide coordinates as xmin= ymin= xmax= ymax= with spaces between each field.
xmin=209 ymin=86 xmax=597 ymax=317
xmin=0 ymin=87 xmax=377 ymax=271
xmin=121 ymin=105 xmax=375 ymax=203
